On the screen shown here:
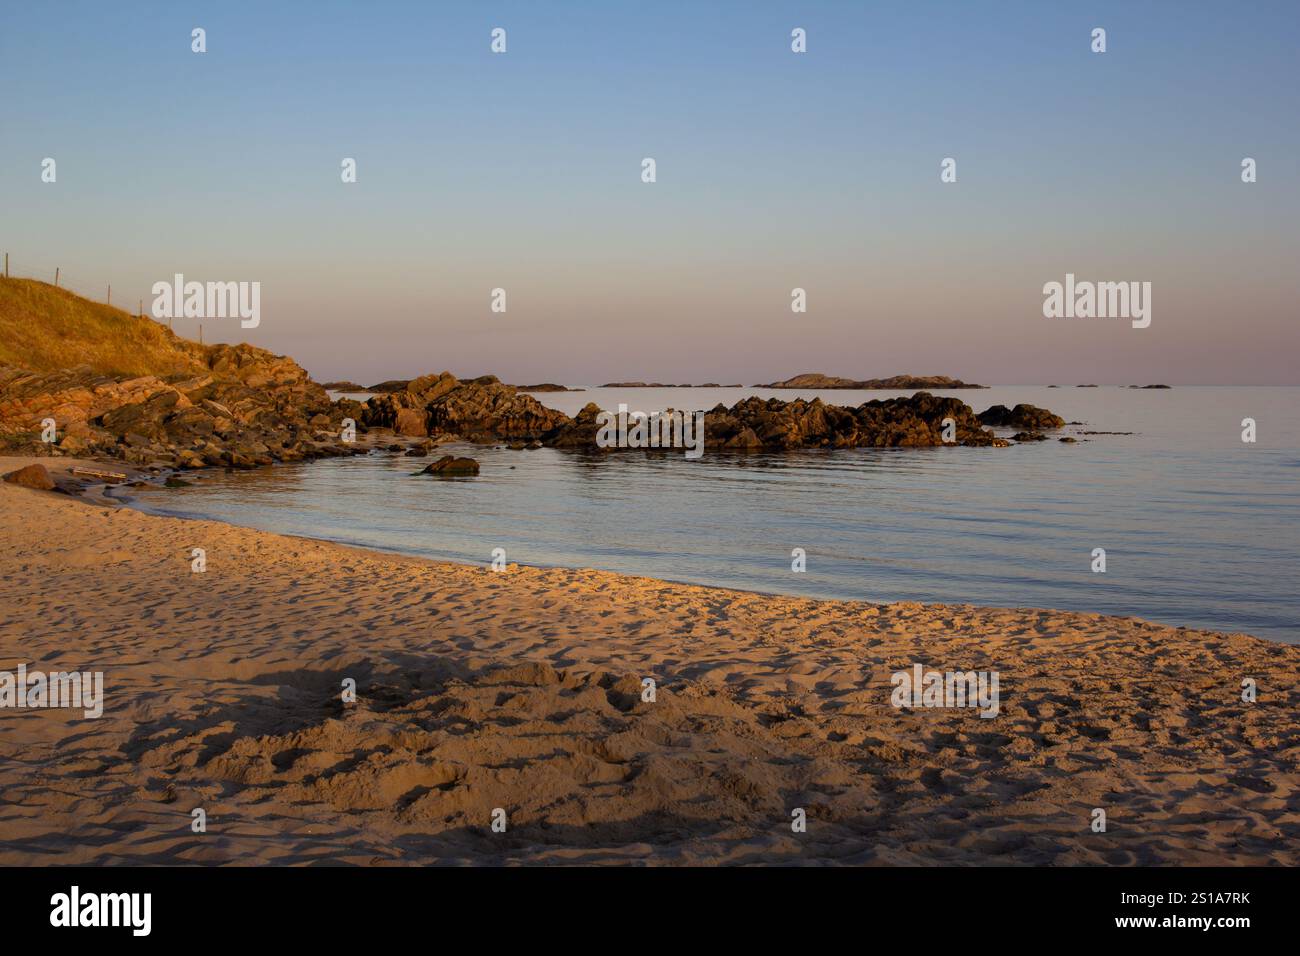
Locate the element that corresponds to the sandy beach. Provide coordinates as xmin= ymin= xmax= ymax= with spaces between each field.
xmin=1 ymin=460 xmax=1296 ymax=866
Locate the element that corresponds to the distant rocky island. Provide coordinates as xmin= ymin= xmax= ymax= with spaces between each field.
xmin=367 ymin=379 xmax=592 ymax=394
xmin=755 ymin=373 xmax=986 ymax=390
xmin=599 ymin=382 xmax=742 ymax=388
xmin=367 ymin=380 xmax=411 ymax=393
xmin=322 ymin=380 xmax=366 ymax=391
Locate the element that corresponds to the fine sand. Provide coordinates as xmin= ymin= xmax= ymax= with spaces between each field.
xmin=1 ymin=459 xmax=1297 ymax=865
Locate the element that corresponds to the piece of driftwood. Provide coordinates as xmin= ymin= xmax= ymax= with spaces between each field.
xmin=70 ymin=467 xmax=128 ymax=483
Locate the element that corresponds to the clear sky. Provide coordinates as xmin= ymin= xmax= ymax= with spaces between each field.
xmin=1 ymin=1 xmax=1296 ymax=384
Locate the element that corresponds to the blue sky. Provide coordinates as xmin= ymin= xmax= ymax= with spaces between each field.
xmin=1 ymin=1 xmax=1297 ymax=383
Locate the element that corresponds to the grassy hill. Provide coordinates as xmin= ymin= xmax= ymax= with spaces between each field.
xmin=0 ymin=277 xmax=210 ymax=378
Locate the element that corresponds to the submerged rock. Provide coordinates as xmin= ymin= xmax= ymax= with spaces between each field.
xmin=419 ymin=455 xmax=480 ymax=476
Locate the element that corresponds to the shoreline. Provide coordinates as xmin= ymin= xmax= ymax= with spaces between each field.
xmin=119 ymin=490 xmax=1286 ymax=647
xmin=96 ymin=448 xmax=1295 ymax=647
xmin=2 ymin=470 xmax=1297 ymax=865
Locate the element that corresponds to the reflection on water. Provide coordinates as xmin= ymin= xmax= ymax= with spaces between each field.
xmin=130 ymin=386 xmax=1300 ymax=643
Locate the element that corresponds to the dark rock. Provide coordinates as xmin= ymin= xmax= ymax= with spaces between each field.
xmin=724 ymin=427 xmax=763 ymax=449
xmin=363 ymin=372 xmax=569 ymax=442
xmin=419 ymin=455 xmax=480 ymax=476
xmin=1012 ymin=431 xmax=1049 ymax=442
xmin=978 ymin=403 xmax=1066 ymax=430
xmin=550 ymin=391 xmax=1008 ymax=451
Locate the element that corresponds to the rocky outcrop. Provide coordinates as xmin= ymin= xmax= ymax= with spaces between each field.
xmin=708 ymin=392 xmax=998 ymax=448
xmin=756 ymin=373 xmax=986 ymax=390
xmin=549 ymin=403 xmax=607 ymax=448
xmin=515 ymin=383 xmax=583 ymax=392
xmin=550 ymin=392 xmax=1006 ymax=450
xmin=0 ymin=343 xmax=364 ymax=470
xmin=392 ymin=407 xmax=427 ymax=437
xmin=977 ymin=403 xmax=1066 ymax=430
xmin=362 ymin=372 xmax=570 ymax=443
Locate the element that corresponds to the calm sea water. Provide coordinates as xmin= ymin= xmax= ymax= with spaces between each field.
xmin=126 ymin=386 xmax=1300 ymax=643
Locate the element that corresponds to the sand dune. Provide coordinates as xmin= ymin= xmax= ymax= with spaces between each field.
xmin=0 ymin=465 xmax=1296 ymax=865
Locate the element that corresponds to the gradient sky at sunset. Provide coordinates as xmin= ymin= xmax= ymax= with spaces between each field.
xmin=2 ymin=1 xmax=1297 ymax=384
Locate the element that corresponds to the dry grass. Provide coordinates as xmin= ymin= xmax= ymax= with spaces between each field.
xmin=0 ymin=277 xmax=208 ymax=378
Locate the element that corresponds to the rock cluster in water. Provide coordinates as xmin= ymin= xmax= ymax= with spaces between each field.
xmin=0 ymin=360 xmax=1068 ymax=471
xmin=977 ymin=403 xmax=1066 ymax=430
xmin=362 ymin=372 xmax=570 ymax=442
